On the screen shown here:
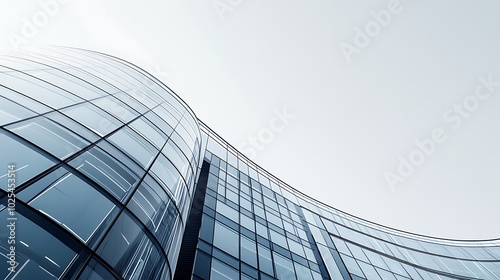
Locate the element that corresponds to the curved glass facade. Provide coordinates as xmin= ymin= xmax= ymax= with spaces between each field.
xmin=0 ymin=47 xmax=499 ymax=279
xmin=0 ymin=46 xmax=201 ymax=279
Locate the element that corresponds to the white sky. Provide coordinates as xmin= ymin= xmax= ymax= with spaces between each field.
xmin=1 ymin=0 xmax=499 ymax=239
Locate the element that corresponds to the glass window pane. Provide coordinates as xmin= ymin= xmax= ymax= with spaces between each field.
xmin=211 ymin=258 xmax=239 ymax=280
xmin=0 ymin=131 xmax=55 ymax=191
xmin=107 ymin=127 xmax=157 ymax=169
xmin=150 ymin=153 xmax=183 ymax=199
xmin=127 ymin=176 xmax=179 ymax=248
xmin=193 ymin=251 xmax=212 ymax=279
xmin=0 ymin=96 xmax=35 ymax=126
xmin=270 ymin=230 xmax=288 ymax=249
xmin=376 ymin=268 xmax=397 ymax=280
xmin=294 ymin=262 xmax=313 ymax=280
xmin=92 ymin=96 xmax=138 ymax=123
xmin=113 ymin=92 xmax=149 ymax=114
xmin=258 ymin=245 xmax=274 ymax=276
xmin=169 ymin=131 xmax=194 ymax=161
xmin=44 ymin=111 xmax=99 ymax=143
xmin=24 ymin=69 xmax=105 ymax=100
xmin=144 ymin=111 xmax=173 ymax=137
xmin=346 ymin=242 xmax=369 ymax=263
xmin=128 ymin=176 xmax=168 ymax=227
xmin=358 ymin=261 xmax=382 ymax=280
xmin=162 ymin=140 xmax=190 ymax=178
xmin=0 ymin=69 xmax=81 ymax=108
xmin=79 ymin=258 xmax=119 ymax=280
xmin=206 ymin=137 xmax=227 ymax=161
xmin=175 ymin=122 xmax=195 ymax=150
xmin=69 ymin=146 xmax=141 ymax=201
xmin=96 ymin=212 xmax=166 ymax=279
xmin=213 ymin=221 xmax=239 ymax=258
xmin=288 ymin=239 xmax=305 ymax=258
xmin=62 ymin=103 xmax=122 ymax=136
xmin=129 ymin=117 xmax=167 ymax=149
xmin=0 ymin=85 xmax=51 ymax=113
xmin=153 ymin=105 xmax=179 ymax=128
xmin=273 ymin=253 xmax=296 ymax=280
xmin=342 ymin=254 xmax=365 ymax=279
xmin=6 ymin=116 xmax=90 ymax=159
xmin=217 ymin=201 xmax=239 ymax=221
xmin=0 ymin=207 xmax=79 ymax=279
xmin=28 ymin=168 xmax=118 ymax=245
xmin=241 ymin=235 xmax=257 ymax=267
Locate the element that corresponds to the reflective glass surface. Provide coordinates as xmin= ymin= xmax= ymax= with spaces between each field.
xmin=1 ymin=46 xmax=498 ymax=280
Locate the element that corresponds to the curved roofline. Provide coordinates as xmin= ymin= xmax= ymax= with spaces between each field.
xmin=198 ymin=119 xmax=500 ymax=246
xmin=45 ymin=45 xmax=202 ymax=138
xmin=47 ymin=45 xmax=500 ymax=245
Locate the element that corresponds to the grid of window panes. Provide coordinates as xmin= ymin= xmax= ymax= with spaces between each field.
xmin=0 ymin=46 xmax=202 ymax=279
xmin=198 ymin=125 xmax=500 ymax=280
xmin=192 ymin=138 xmax=328 ymax=280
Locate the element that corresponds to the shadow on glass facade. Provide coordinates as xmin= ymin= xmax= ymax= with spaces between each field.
xmin=0 ymin=46 xmax=499 ymax=279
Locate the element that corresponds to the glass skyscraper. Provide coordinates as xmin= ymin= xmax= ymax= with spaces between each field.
xmin=0 ymin=46 xmax=499 ymax=280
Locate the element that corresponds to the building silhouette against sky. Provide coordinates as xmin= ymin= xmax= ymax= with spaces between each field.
xmin=0 ymin=47 xmax=499 ymax=279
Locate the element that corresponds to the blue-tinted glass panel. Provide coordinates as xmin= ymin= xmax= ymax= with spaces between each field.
xmin=162 ymin=140 xmax=190 ymax=177
xmin=129 ymin=117 xmax=167 ymax=149
xmin=0 ymin=69 xmax=81 ymax=108
xmin=342 ymin=254 xmax=365 ymax=278
xmin=44 ymin=111 xmax=99 ymax=143
xmin=150 ymin=153 xmax=183 ymax=198
xmin=143 ymin=111 xmax=174 ymax=137
xmin=62 ymin=103 xmax=121 ymax=136
xmin=217 ymin=201 xmax=239 ymax=221
xmin=107 ymin=127 xmax=157 ymax=169
xmin=376 ymin=268 xmax=397 ymax=280
xmin=0 ymin=96 xmax=35 ymax=126
xmin=358 ymin=261 xmax=382 ymax=279
xmin=127 ymin=176 xmax=179 ymax=248
xmin=113 ymin=92 xmax=149 ymax=113
xmin=258 ymin=245 xmax=274 ymax=276
xmin=294 ymin=262 xmax=313 ymax=280
xmin=96 ymin=212 xmax=166 ymax=279
xmin=78 ymin=258 xmax=118 ymax=280
xmin=152 ymin=104 xmax=179 ymax=127
xmin=193 ymin=251 xmax=212 ymax=279
xmin=213 ymin=221 xmax=239 ymax=258
xmin=6 ymin=117 xmax=89 ymax=159
xmin=0 ymin=208 xmax=78 ymax=279
xmin=241 ymin=235 xmax=258 ymax=267
xmin=92 ymin=96 xmax=139 ymax=123
xmin=28 ymin=168 xmax=118 ymax=245
xmin=170 ymin=131 xmax=194 ymax=162
xmin=0 ymin=85 xmax=52 ymax=113
xmin=273 ymin=252 xmax=296 ymax=279
xmin=211 ymin=258 xmax=239 ymax=280
xmin=0 ymin=131 xmax=55 ymax=191
xmin=69 ymin=146 xmax=140 ymax=201
xmin=24 ymin=69 xmax=105 ymax=99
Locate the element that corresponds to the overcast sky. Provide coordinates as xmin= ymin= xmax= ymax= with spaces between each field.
xmin=2 ymin=0 xmax=500 ymax=240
